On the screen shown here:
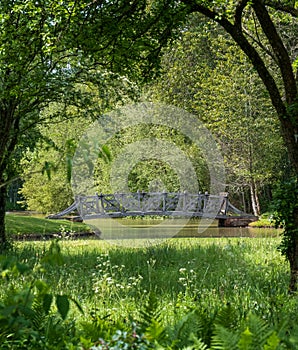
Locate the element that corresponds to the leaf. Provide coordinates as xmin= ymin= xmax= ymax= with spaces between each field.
xmin=211 ymin=324 xmax=239 ymax=350
xmin=43 ymin=293 xmax=53 ymax=315
xmin=238 ymin=327 xmax=252 ymax=350
xmin=56 ymin=294 xmax=70 ymax=320
xmin=263 ymin=331 xmax=280 ymax=350
xmin=99 ymin=144 xmax=112 ymax=163
xmin=16 ymin=262 xmax=30 ymax=275
xmin=35 ymin=279 xmax=49 ymax=293
xmin=42 ymin=161 xmax=52 ymax=180
xmin=41 ymin=240 xmax=64 ymax=266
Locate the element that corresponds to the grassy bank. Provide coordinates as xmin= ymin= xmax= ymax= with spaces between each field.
xmin=1 ymin=237 xmax=298 ymax=349
xmin=5 ymin=213 xmax=90 ymax=237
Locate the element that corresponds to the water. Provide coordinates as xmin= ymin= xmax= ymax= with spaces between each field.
xmin=85 ymin=217 xmax=280 ymax=244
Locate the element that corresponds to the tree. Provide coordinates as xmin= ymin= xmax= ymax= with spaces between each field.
xmin=0 ymin=0 xmax=100 ymax=246
xmin=19 ymin=111 xmax=90 ymax=214
xmin=93 ymin=123 xmax=210 ymax=194
xmin=150 ymin=18 xmax=285 ymax=216
xmin=0 ymin=0 xmax=186 ymax=247
xmin=171 ymin=0 xmax=298 ymax=291
xmin=20 ymin=77 xmax=138 ymax=214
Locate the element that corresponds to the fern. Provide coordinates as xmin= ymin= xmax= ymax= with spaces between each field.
xmin=188 ymin=333 xmax=209 ymax=349
xmin=138 ymin=292 xmax=167 ymax=345
xmin=146 ymin=318 xmax=167 ymax=343
xmin=139 ymin=291 xmax=160 ymax=329
xmin=215 ymin=303 xmax=238 ymax=330
xmin=246 ymin=313 xmax=274 ymax=349
xmin=170 ymin=309 xmax=206 ymax=349
xmin=238 ymin=327 xmax=253 ymax=350
xmin=31 ymin=297 xmax=49 ymax=331
xmin=263 ymin=331 xmax=280 ymax=350
xmin=211 ymin=324 xmax=239 ymax=350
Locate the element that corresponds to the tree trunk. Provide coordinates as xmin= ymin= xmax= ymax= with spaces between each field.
xmin=249 ymin=181 xmax=260 ymax=217
xmin=280 ymin=118 xmax=298 ymax=175
xmin=288 ymin=208 xmax=298 ymax=292
xmin=241 ymin=190 xmax=246 ymax=213
xmin=281 ymin=113 xmax=298 ymax=292
xmin=0 ymin=180 xmax=7 ymax=249
xmin=181 ymin=0 xmax=298 ymax=292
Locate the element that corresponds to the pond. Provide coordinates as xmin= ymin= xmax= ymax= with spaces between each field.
xmin=84 ymin=217 xmax=281 ymax=247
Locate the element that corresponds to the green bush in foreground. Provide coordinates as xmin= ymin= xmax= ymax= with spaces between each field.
xmin=1 ymin=239 xmax=298 ymax=349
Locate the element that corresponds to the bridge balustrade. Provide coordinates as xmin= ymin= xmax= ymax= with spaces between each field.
xmin=77 ymin=192 xmax=229 ymax=218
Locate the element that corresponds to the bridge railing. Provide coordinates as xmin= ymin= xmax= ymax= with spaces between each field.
xmin=77 ymin=191 xmax=229 ymax=218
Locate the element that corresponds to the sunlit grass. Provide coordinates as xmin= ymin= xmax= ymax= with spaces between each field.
xmin=5 ymin=214 xmax=89 ymax=236
xmin=2 ymin=235 xmax=298 ymax=348
xmin=9 ymin=237 xmax=291 ymax=322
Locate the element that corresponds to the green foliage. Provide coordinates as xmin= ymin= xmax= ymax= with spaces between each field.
xmin=150 ymin=13 xmax=285 ymax=214
xmin=0 ymin=242 xmax=82 ymax=349
xmin=94 ymin=123 xmax=209 ymax=194
xmin=19 ymin=109 xmax=93 ymax=214
xmin=139 ymin=292 xmax=167 ymax=344
xmin=210 ymin=313 xmax=282 ymax=350
xmin=272 ymin=177 xmax=298 ymax=260
xmin=1 ymin=237 xmax=298 ymax=349
xmin=168 ymin=308 xmax=209 ymax=349
xmin=249 ymin=214 xmax=275 ymax=228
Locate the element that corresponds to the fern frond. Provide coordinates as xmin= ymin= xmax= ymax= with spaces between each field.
xmin=139 ymin=291 xmax=161 ymax=330
xmin=146 ymin=318 xmax=167 ymax=343
xmin=211 ymin=324 xmax=239 ymax=350
xmin=246 ymin=313 xmax=274 ymax=348
xmin=138 ymin=291 xmax=167 ymax=345
xmin=238 ymin=327 xmax=252 ymax=350
xmin=31 ymin=296 xmax=49 ymax=331
xmin=263 ymin=331 xmax=280 ymax=350
xmin=215 ymin=303 xmax=238 ymax=330
xmin=188 ymin=333 xmax=209 ymax=350
xmin=171 ymin=309 xmax=206 ymax=348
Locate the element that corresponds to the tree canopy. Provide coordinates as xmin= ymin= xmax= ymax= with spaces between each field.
xmin=150 ymin=15 xmax=286 ymax=215
xmin=0 ymin=0 xmax=185 ymax=246
xmin=1 ymin=0 xmax=298 ymax=291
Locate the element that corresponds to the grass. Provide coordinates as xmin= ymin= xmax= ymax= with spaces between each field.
xmin=1 ymin=217 xmax=296 ymax=348
xmin=5 ymin=214 xmax=90 ymax=236
xmin=249 ymin=212 xmax=276 ymax=228
xmin=3 ymin=239 xmax=296 ymax=328
xmin=6 ymin=237 xmax=288 ymax=310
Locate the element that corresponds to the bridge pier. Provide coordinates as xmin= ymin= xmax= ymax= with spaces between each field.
xmin=218 ymin=216 xmax=258 ymax=227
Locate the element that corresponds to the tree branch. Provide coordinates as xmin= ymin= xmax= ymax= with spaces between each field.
xmin=265 ymin=1 xmax=298 ymax=17
xmin=235 ymin=0 xmax=249 ymax=28
xmin=181 ymin=0 xmax=286 ymax=117
xmin=252 ymin=0 xmax=297 ymax=103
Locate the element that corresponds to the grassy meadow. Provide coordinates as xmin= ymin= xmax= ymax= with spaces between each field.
xmin=1 ymin=233 xmax=298 ymax=349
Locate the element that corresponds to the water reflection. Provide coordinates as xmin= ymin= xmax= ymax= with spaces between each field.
xmin=85 ymin=217 xmax=281 ymax=242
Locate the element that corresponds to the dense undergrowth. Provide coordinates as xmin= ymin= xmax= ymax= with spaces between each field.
xmin=1 ymin=237 xmax=298 ymax=349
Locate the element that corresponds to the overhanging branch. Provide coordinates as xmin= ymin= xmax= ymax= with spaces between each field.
xmin=252 ymin=0 xmax=297 ymax=103
xmin=181 ymin=0 xmax=286 ymax=117
xmin=265 ymin=1 xmax=298 ymax=17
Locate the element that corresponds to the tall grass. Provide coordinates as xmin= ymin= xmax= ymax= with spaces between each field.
xmin=2 ymin=237 xmax=298 ymax=349
xmin=9 ymin=238 xmax=290 ymax=315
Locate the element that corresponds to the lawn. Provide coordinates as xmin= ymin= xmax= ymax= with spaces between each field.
xmin=1 ymin=235 xmax=298 ymax=349
xmin=5 ymin=213 xmax=90 ymax=237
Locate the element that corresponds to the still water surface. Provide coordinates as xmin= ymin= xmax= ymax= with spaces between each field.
xmin=85 ymin=217 xmax=281 ymax=247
